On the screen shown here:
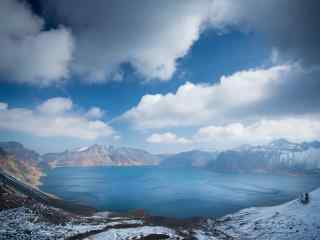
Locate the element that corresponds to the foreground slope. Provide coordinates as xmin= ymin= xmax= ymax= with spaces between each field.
xmin=213 ymin=189 xmax=320 ymax=239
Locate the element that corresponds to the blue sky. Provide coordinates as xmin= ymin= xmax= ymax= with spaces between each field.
xmin=0 ymin=0 xmax=319 ymax=153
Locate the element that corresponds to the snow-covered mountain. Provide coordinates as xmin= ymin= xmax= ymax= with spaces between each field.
xmin=42 ymin=144 xmax=161 ymax=168
xmin=211 ymin=139 xmax=320 ymax=173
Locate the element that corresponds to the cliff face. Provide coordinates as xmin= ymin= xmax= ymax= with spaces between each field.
xmin=0 ymin=147 xmax=43 ymax=186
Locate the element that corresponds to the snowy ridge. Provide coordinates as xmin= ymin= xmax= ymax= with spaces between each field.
xmin=212 ymin=139 xmax=320 ymax=173
xmin=213 ymin=188 xmax=320 ymax=239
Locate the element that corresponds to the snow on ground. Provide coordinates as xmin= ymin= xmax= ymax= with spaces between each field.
xmin=2 ymin=186 xmax=320 ymax=240
xmin=0 ymin=206 xmax=109 ymax=240
xmin=85 ymin=226 xmax=182 ymax=240
xmin=193 ymin=230 xmax=221 ymax=240
xmin=213 ymin=189 xmax=320 ymax=240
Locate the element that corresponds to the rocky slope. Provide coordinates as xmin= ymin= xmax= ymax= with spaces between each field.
xmin=0 ymin=143 xmax=43 ymax=186
xmin=42 ymin=144 xmax=161 ymax=168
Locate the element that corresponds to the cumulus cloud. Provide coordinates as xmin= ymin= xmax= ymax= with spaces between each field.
xmin=0 ymin=103 xmax=8 ymax=110
xmin=0 ymin=98 xmax=114 ymax=140
xmin=122 ymin=63 xmax=320 ymax=130
xmin=147 ymin=132 xmax=192 ymax=145
xmin=85 ymin=107 xmax=104 ymax=119
xmin=37 ymin=97 xmax=72 ymax=115
xmin=2 ymin=0 xmax=318 ymax=85
xmin=38 ymin=0 xmax=212 ymax=82
xmin=0 ymin=0 xmax=73 ymax=85
xmin=122 ymin=65 xmax=293 ymax=128
xmin=194 ymin=117 xmax=320 ymax=149
xmin=27 ymin=0 xmax=318 ymax=84
xmin=1 ymin=0 xmax=319 ymax=84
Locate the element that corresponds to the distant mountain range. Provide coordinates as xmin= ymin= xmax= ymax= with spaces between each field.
xmin=42 ymin=144 xmax=160 ymax=167
xmin=159 ymin=150 xmax=218 ymax=168
xmin=0 ymin=139 xmax=320 ymax=186
xmin=210 ymin=139 xmax=320 ymax=174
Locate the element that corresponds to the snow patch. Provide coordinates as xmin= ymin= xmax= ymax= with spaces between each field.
xmin=88 ymin=226 xmax=182 ymax=240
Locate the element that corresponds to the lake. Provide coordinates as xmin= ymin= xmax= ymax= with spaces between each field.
xmin=40 ymin=166 xmax=320 ymax=218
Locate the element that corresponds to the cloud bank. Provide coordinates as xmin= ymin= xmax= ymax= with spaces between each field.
xmin=37 ymin=0 xmax=320 ymax=83
xmin=1 ymin=0 xmax=319 ymax=84
xmin=194 ymin=118 xmax=320 ymax=149
xmin=0 ymin=98 xmax=113 ymax=140
xmin=131 ymin=63 xmax=320 ymax=149
xmin=123 ymin=65 xmax=293 ymax=129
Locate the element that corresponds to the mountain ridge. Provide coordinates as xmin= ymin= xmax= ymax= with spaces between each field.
xmin=0 ymin=139 xmax=320 ymax=186
xmin=42 ymin=144 xmax=161 ymax=168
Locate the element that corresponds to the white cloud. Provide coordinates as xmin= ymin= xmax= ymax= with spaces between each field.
xmin=2 ymin=0 xmax=317 ymax=85
xmin=0 ymin=0 xmax=73 ymax=85
xmin=122 ymin=65 xmax=291 ymax=129
xmin=1 ymin=0 xmax=318 ymax=85
xmin=37 ymin=97 xmax=72 ymax=115
xmin=194 ymin=117 xmax=320 ymax=149
xmin=41 ymin=0 xmax=213 ymax=82
xmin=0 ymin=98 xmax=113 ymax=140
xmin=147 ymin=132 xmax=192 ymax=145
xmin=86 ymin=107 xmax=104 ymax=119
xmin=0 ymin=103 xmax=8 ymax=110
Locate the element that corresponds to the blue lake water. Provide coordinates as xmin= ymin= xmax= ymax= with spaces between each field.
xmin=40 ymin=166 xmax=320 ymax=218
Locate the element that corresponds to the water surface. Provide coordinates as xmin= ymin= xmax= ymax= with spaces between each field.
xmin=41 ymin=166 xmax=320 ymax=218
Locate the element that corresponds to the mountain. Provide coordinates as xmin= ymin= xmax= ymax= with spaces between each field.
xmin=42 ymin=144 xmax=161 ymax=168
xmin=160 ymin=150 xmax=218 ymax=168
xmin=210 ymin=139 xmax=320 ymax=174
xmin=0 ymin=145 xmax=43 ymax=186
xmin=0 ymin=141 xmax=41 ymax=163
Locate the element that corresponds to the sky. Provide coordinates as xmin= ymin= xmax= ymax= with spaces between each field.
xmin=0 ymin=0 xmax=319 ymax=154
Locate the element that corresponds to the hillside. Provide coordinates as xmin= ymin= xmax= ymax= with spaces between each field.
xmin=213 ymin=188 xmax=320 ymax=239
xmin=0 ymin=145 xmax=43 ymax=186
